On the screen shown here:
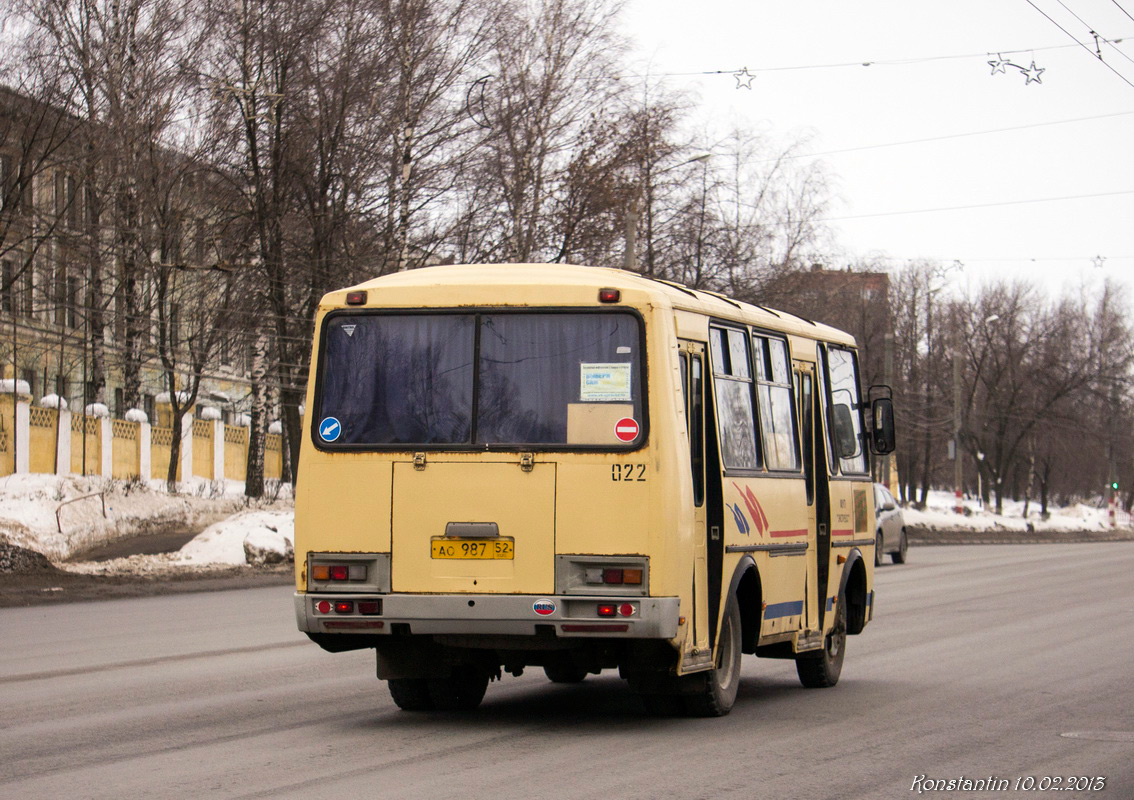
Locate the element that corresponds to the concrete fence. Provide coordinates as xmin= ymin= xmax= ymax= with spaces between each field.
xmin=0 ymin=393 xmax=284 ymax=483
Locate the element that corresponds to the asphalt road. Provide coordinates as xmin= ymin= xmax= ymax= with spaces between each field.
xmin=2 ymin=544 xmax=1132 ymax=800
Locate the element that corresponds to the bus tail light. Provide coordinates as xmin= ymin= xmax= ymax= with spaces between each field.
xmin=598 ymin=288 xmax=621 ymax=303
xmin=334 ymin=600 xmax=354 ymax=614
xmin=312 ymin=563 xmax=368 ymax=582
xmin=560 ymin=556 xmax=649 ymax=596
xmin=597 ymin=604 xmax=617 ymax=617
xmin=345 ymin=290 xmax=367 ymax=305
xmin=602 ymin=568 xmax=623 ymax=584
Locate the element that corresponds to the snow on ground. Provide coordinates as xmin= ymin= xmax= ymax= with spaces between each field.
xmin=176 ymin=509 xmax=294 ymax=566
xmin=0 ymin=473 xmax=293 ymax=569
xmin=1 ymin=471 xmax=1127 ymax=573
xmin=903 ymin=489 xmax=1129 ymax=532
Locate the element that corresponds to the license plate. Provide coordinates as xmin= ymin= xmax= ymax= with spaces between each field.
xmin=431 ymin=538 xmax=514 ymax=560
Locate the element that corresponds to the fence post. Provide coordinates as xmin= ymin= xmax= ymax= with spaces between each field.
xmin=139 ymin=419 xmax=151 ymax=482
xmin=100 ymin=417 xmax=112 ymax=478
xmin=14 ymin=398 xmax=30 ymax=475
xmin=180 ymin=412 xmax=193 ymax=482
xmin=55 ymin=407 xmax=71 ymax=476
xmin=213 ymin=418 xmax=225 ymax=481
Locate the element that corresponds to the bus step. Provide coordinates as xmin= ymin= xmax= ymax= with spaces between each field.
xmin=795 ymin=632 xmax=824 ymax=652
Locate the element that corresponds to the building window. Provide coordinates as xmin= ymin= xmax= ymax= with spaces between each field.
xmin=67 ymin=276 xmax=80 ymax=329
xmin=195 ymin=218 xmax=207 ymax=264
xmin=1 ymin=259 xmax=12 ymax=313
xmin=115 ymin=387 xmax=124 ymax=419
xmin=0 ymin=154 xmax=12 ymax=211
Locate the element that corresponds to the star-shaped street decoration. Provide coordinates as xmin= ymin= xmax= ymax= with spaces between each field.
xmin=734 ymin=67 xmax=755 ymax=90
xmin=1020 ymin=60 xmax=1045 ymax=85
xmin=988 ymin=55 xmax=1009 ymax=75
xmin=1092 ymin=255 xmax=1106 ymax=269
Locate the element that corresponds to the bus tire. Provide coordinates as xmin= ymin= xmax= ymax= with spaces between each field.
xmin=388 ymin=678 xmax=434 ymax=711
xmin=684 ymin=594 xmax=742 ymax=717
xmin=796 ymin=592 xmax=846 ymax=688
xmin=543 ymin=663 xmax=588 ymax=683
xmin=892 ymin=530 xmax=908 ymax=564
xmin=427 ymin=668 xmax=489 ymax=711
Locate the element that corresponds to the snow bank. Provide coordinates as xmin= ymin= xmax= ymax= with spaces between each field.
xmin=902 ymin=489 xmax=1126 ymax=532
xmin=0 ymin=474 xmax=254 ymax=561
xmin=176 ymin=510 xmax=294 ymax=566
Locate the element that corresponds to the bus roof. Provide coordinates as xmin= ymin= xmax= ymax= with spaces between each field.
xmin=339 ymin=263 xmax=856 ymax=346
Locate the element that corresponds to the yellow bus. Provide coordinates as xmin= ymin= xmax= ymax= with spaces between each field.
xmin=294 ymin=263 xmax=895 ymax=716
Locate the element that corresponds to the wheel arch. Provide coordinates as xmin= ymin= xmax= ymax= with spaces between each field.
xmin=838 ymin=549 xmax=869 ymax=635
xmin=726 ymin=556 xmax=763 ymax=654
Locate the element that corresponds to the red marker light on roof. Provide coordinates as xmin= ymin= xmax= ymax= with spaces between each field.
xmin=598 ymin=288 xmax=620 ymax=303
xmin=345 ymin=290 xmax=367 ymax=305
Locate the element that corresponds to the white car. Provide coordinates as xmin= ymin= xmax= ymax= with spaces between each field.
xmin=874 ymin=483 xmax=908 ymax=565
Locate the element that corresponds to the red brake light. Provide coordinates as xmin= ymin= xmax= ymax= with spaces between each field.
xmin=596 ymin=604 xmax=617 ymax=617
xmin=598 ymin=288 xmax=620 ymax=303
xmin=345 ymin=290 xmax=367 ymax=305
xmin=602 ymin=568 xmax=624 ymax=585
xmin=334 ymin=601 xmax=354 ymax=614
xmin=330 ymin=565 xmax=349 ymax=581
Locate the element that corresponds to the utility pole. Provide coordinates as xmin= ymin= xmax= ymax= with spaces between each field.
xmin=883 ymin=330 xmax=893 ymax=489
xmin=953 ymin=329 xmax=963 ymax=514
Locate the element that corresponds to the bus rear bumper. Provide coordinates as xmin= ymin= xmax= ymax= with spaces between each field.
xmin=295 ymin=592 xmax=681 ymax=639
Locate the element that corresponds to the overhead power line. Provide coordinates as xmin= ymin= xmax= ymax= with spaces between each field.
xmin=1113 ymin=0 xmax=1134 ymax=25
xmin=822 ymin=189 xmax=1134 ymax=222
xmin=771 ymin=108 xmax=1134 ymax=162
xmin=1024 ymin=0 xmax=1134 ymax=89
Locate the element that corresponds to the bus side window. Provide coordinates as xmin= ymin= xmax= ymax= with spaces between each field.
xmin=709 ymin=326 xmax=760 ymax=471
xmin=753 ymin=334 xmax=801 ymax=471
xmin=797 ymin=371 xmax=814 ymax=505
xmin=825 ymin=345 xmax=868 ymax=474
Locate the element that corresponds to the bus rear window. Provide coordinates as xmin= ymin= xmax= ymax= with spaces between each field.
xmin=315 ymin=312 xmax=643 ymax=448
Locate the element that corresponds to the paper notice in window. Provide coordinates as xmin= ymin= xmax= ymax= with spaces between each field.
xmin=580 ymin=363 xmax=633 ymax=402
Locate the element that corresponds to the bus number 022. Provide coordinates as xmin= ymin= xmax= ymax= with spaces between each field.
xmin=612 ymin=464 xmax=647 ymax=482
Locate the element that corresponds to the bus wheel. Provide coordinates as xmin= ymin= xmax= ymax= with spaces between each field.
xmin=892 ymin=530 xmax=909 ymax=564
xmin=427 ymin=668 xmax=489 ymax=711
xmin=684 ymin=595 xmax=742 ymax=717
xmin=796 ymin=593 xmax=846 ymax=688
xmin=543 ymin=663 xmax=588 ymax=683
xmin=388 ymin=678 xmax=434 ymax=711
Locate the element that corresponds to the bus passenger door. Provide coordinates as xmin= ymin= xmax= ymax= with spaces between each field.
xmin=797 ymin=363 xmax=831 ymax=634
xmin=680 ymin=342 xmax=711 ymax=656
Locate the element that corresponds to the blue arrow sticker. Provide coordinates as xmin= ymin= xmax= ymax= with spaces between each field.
xmin=319 ymin=417 xmax=342 ymax=442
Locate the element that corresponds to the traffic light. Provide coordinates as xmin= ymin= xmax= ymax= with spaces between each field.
xmin=1111 ymin=481 xmax=1119 ymax=491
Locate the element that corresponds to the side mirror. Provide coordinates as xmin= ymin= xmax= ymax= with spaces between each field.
xmin=870 ymin=396 xmax=896 ymax=455
xmin=832 ymin=404 xmax=860 ymax=459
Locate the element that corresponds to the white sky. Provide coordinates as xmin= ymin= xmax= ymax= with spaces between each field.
xmin=620 ymin=0 xmax=1134 ymax=299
